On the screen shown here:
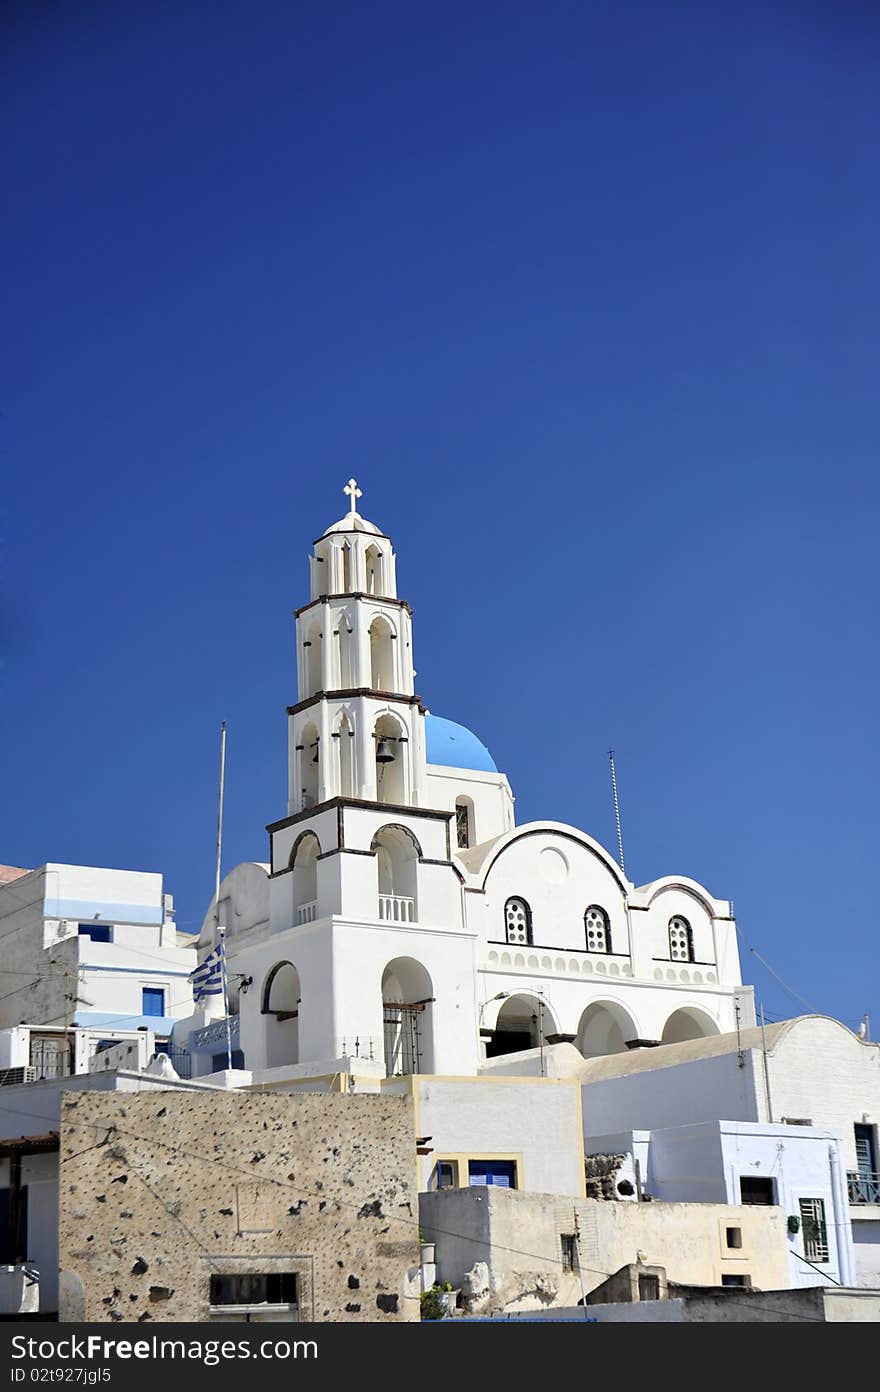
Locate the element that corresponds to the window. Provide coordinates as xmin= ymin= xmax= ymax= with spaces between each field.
xmin=468 ymin=1160 xmax=517 ymax=1188
xmin=584 ymin=906 xmax=610 ymax=953
xmin=725 ymin=1226 xmax=743 ymax=1249
xmin=721 ymin=1274 xmax=752 ymax=1288
xmin=209 ymin=1273 xmax=298 ymax=1310
xmin=78 ymin=924 xmax=111 ymax=943
xmin=142 ymin=987 xmax=166 ymax=1018
xmin=668 ymin=916 xmax=694 ymax=962
xmin=455 ymin=800 xmax=472 ymax=849
xmin=560 ymin=1234 xmax=578 ymax=1273
xmin=504 ymin=898 xmax=532 ymax=946
xmin=211 ymin=1050 xmax=245 ymax=1072
xmin=799 ymin=1198 xmax=829 ymax=1263
xmin=740 ymin=1177 xmax=776 ymax=1205
xmin=638 ymin=1274 xmax=660 ymax=1300
xmin=434 ymin=1161 xmax=458 ymax=1190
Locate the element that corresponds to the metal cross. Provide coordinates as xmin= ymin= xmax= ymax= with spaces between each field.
xmin=343 ymin=478 xmax=362 ymax=516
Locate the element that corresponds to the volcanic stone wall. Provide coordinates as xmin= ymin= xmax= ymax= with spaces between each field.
xmin=58 ymin=1088 xmax=418 ymax=1322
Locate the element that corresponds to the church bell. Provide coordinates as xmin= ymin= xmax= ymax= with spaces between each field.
xmin=375 ymin=737 xmax=396 ymax=763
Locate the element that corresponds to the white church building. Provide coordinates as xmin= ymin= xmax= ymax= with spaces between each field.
xmin=191 ymin=482 xmax=753 ymax=1087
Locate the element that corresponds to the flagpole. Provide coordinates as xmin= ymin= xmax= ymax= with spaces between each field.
xmin=214 ymin=721 xmax=233 ymax=1071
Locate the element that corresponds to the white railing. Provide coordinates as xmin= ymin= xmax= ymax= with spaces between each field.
xmin=297 ymin=900 xmax=318 ymax=925
xmin=378 ymin=894 xmax=416 ymax=923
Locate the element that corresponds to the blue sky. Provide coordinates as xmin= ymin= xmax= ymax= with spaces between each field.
xmin=3 ymin=3 xmax=878 ymax=1031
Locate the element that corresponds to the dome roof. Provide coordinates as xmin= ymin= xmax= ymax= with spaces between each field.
xmin=322 ymin=511 xmax=383 ymax=537
xmin=425 ymin=714 xmax=498 ymax=773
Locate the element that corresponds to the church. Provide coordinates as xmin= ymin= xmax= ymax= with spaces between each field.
xmin=192 ymin=481 xmax=753 ymax=1087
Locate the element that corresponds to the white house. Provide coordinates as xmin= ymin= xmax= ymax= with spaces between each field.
xmin=0 ymin=863 xmax=197 ymax=1048
xmin=190 ymin=481 xmax=751 ymax=1091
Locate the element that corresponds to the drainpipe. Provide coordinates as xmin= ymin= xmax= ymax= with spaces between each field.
xmin=828 ymin=1143 xmax=854 ymax=1287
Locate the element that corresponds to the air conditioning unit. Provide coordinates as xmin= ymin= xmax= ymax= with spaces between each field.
xmin=0 ymin=1066 xmax=36 ymax=1088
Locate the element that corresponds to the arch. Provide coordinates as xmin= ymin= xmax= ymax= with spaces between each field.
xmin=299 ymin=721 xmax=319 ymax=809
xmin=455 ymin=795 xmax=475 ymax=849
xmin=369 ymin=615 xmax=395 ymax=692
xmin=661 ymin=1006 xmax=720 ymax=1046
xmin=486 ymin=992 xmax=557 ymax=1059
xmin=584 ymin=905 xmax=610 ymax=954
xmin=504 ymin=896 xmax=532 ymax=946
xmin=289 ymin=831 xmax=320 ymax=922
xmin=312 ymin=542 xmax=332 ymax=599
xmin=333 ymin=612 xmax=354 ymax=689
xmin=365 ymin=543 xmax=385 ymax=596
xmin=576 ymin=1001 xmax=638 ymax=1059
xmin=340 ymin=540 xmax=352 ymax=593
xmin=336 ymin=711 xmax=354 ymax=797
xmin=305 ymin=622 xmax=323 ymax=697
xmin=382 ymin=957 xmax=434 ymax=1075
xmin=262 ymin=961 xmax=301 ymax=1067
xmin=371 ymin=824 xmax=419 ymax=919
xmin=478 ymin=823 xmax=631 ymax=896
xmin=373 ymin=711 xmax=407 ymax=804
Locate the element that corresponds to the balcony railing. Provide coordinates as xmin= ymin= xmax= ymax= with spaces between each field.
xmin=297 ymin=900 xmax=318 ymax=925
xmin=847 ymin=1171 xmax=880 ymax=1205
xmin=378 ymin=894 xmax=416 ymax=923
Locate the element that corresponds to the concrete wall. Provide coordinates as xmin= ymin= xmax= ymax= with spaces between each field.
xmin=58 ymin=1089 xmax=420 ymax=1323
xmin=582 ymin=1051 xmax=764 ymax=1136
xmin=420 ymin=1185 xmax=790 ymax=1314
xmin=851 ymin=1218 xmax=880 ymax=1287
xmin=383 ymin=1075 xmax=585 ymax=1197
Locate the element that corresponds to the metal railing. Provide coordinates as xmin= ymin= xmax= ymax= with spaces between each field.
xmin=378 ymin=894 xmax=416 ymax=923
xmin=297 ymin=900 xmax=318 ymax=924
xmin=847 ymin=1171 xmax=880 ymax=1205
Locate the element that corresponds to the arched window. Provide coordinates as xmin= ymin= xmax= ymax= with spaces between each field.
xmin=299 ymin=722 xmax=319 ymax=809
xmin=455 ymin=796 xmax=474 ymax=849
xmin=584 ymin=905 xmax=610 ymax=954
xmin=669 ymin=915 xmax=694 ymax=962
xmin=305 ymin=623 xmax=323 ymax=697
xmin=337 ymin=712 xmax=354 ymax=797
xmin=365 ymin=544 xmax=384 ymax=596
xmin=504 ymin=897 xmax=532 ymax=946
xmin=369 ymin=616 xmax=395 ymax=691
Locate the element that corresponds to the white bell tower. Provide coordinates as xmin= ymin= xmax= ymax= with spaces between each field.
xmin=287 ymin=480 xmax=428 ymax=814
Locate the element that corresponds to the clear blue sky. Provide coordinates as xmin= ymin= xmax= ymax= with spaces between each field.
xmin=3 ymin=3 xmax=878 ymax=1031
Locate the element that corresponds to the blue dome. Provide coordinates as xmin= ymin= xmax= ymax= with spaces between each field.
xmin=425 ymin=714 xmax=498 ymax=773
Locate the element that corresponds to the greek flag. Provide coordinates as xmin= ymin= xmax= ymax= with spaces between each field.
xmin=189 ymin=943 xmax=224 ymax=1004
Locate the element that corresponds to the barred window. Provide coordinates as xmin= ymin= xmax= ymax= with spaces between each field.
xmin=455 ymin=800 xmax=472 ymax=849
xmin=668 ymin=916 xmax=694 ymax=962
xmin=584 ymin=906 xmax=610 ymax=953
xmin=799 ymin=1197 xmax=829 ymax=1263
xmin=504 ymin=897 xmax=532 ymax=946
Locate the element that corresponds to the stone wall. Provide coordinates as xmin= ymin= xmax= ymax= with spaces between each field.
xmin=59 ymin=1089 xmax=419 ymax=1322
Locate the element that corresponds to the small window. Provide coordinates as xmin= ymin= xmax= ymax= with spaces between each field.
xmin=638 ymin=1274 xmax=660 ymax=1301
xmin=434 ymin=1161 xmax=458 ymax=1190
xmin=740 ymin=1177 xmax=776 ymax=1205
xmin=209 ymin=1273 xmax=298 ymax=1309
xmin=799 ymin=1198 xmax=829 ymax=1263
xmin=468 ymin=1160 xmax=517 ymax=1188
xmin=560 ymin=1234 xmax=578 ymax=1274
xmin=504 ymin=898 xmax=532 ymax=946
xmin=455 ymin=800 xmax=472 ymax=849
xmin=584 ymin=906 xmax=610 ymax=953
xmin=142 ymin=987 xmax=166 ymax=1018
xmin=668 ymin=916 xmax=694 ymax=962
xmin=726 ymin=1227 xmax=743 ymax=1249
xmin=78 ymin=924 xmax=112 ymax=943
xmin=721 ymin=1274 xmax=752 ymax=1288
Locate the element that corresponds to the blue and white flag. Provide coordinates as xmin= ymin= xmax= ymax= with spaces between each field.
xmin=189 ymin=943 xmax=224 ymax=1004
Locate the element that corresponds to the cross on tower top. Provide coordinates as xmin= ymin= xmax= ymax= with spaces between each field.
xmin=343 ymin=478 xmax=363 ymax=517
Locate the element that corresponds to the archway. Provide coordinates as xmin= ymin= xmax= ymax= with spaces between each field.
xmin=262 ymin=961 xmax=301 ymax=1068
xmin=661 ymin=1007 xmax=720 ymax=1046
xmin=369 ymin=616 xmax=395 ymax=692
xmin=371 ymin=824 xmax=419 ymax=920
xmin=486 ymin=993 xmax=557 ymax=1059
xmin=299 ymin=722 xmax=319 ymax=809
xmin=305 ymin=622 xmax=323 ymax=697
xmin=290 ymin=832 xmax=320 ymax=923
xmin=336 ymin=712 xmax=354 ymax=797
xmin=334 ymin=616 xmax=353 ymax=689
xmin=576 ymin=1001 xmax=638 ymax=1059
xmin=381 ymin=957 xmax=434 ymax=1075
xmin=365 ymin=544 xmax=385 ymax=596
xmin=373 ymin=713 xmax=406 ymax=804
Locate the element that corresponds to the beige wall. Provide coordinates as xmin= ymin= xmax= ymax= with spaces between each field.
xmin=59 ymin=1090 xmax=419 ymax=1323
xmin=421 ymin=1186 xmax=790 ymax=1314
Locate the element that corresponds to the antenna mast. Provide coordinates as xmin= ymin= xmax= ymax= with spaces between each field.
xmin=214 ymin=721 xmax=233 ymax=1072
xmin=608 ymin=750 xmax=626 ymax=878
